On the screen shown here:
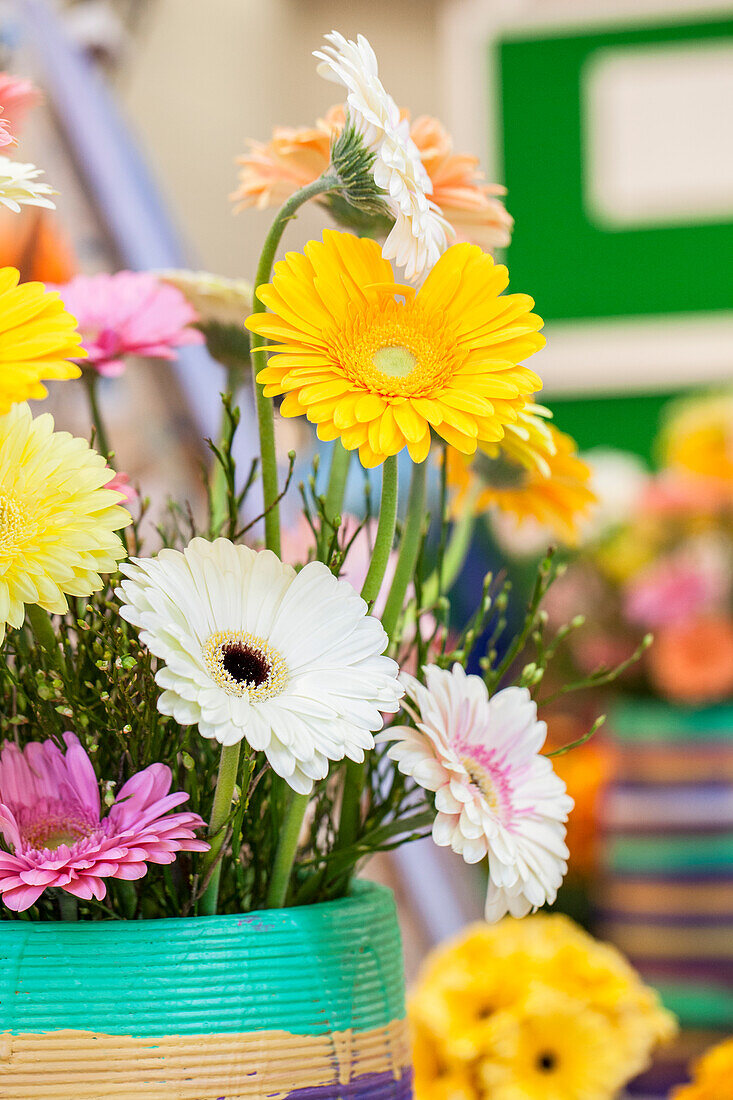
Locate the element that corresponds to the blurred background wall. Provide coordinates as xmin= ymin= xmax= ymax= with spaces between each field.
xmin=119 ymin=0 xmax=445 ymax=280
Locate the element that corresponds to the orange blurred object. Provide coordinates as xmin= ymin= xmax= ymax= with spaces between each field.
xmin=647 ymin=615 xmax=733 ymax=705
xmin=0 ymin=208 xmax=76 ymax=284
xmin=546 ymin=713 xmax=616 ymax=877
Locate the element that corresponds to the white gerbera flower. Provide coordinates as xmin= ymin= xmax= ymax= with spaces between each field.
xmin=0 ymin=157 xmax=56 ymax=213
xmin=314 ymin=30 xmax=449 ymax=279
xmin=117 ymin=537 xmax=403 ymax=794
xmin=380 ymin=664 xmax=573 ymax=921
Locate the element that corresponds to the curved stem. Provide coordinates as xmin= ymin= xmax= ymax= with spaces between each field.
xmin=198 ymin=742 xmax=242 ymax=916
xmin=380 ymin=459 xmax=426 ymax=642
xmin=83 ymin=373 xmax=112 ymax=461
xmin=317 ymin=441 xmax=351 ymax=561
xmin=250 ymin=173 xmax=340 ymax=555
xmin=267 ymin=791 xmax=309 ymax=908
xmin=337 ymin=456 xmax=399 ymax=854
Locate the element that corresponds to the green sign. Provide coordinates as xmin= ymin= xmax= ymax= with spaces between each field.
xmin=496 ymin=16 xmax=733 ymax=323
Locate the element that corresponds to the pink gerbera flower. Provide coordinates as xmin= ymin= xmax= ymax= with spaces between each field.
xmin=0 ymin=733 xmax=209 ymax=911
xmin=0 ymin=73 xmax=41 ymax=139
xmin=52 ymin=271 xmax=203 ymax=377
xmin=106 ymin=470 xmax=139 ymax=506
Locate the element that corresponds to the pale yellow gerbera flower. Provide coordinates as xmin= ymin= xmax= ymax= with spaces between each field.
xmin=246 ymin=231 xmax=545 ymax=468
xmin=155 ymin=270 xmax=253 ymax=329
xmin=0 ymin=403 xmax=131 ymax=640
xmin=447 ymin=410 xmax=596 ymax=544
xmin=0 ymin=157 xmax=56 ymax=213
xmin=0 ymin=267 xmax=85 ymax=413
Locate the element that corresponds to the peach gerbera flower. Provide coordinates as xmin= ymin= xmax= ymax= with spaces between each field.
xmin=647 ymin=615 xmax=733 ymax=705
xmin=410 ymin=115 xmax=513 ymax=250
xmin=232 ymin=106 xmax=512 ymax=251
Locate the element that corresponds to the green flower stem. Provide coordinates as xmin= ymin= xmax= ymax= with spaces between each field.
xmin=420 ymin=492 xmax=479 ymax=611
xmin=58 ymin=892 xmax=78 ymax=921
xmin=250 ymin=173 xmax=340 ymax=556
xmin=198 ymin=742 xmax=242 ymax=916
xmin=360 ymin=455 xmax=399 ymax=605
xmin=26 ymin=603 xmax=67 ymax=676
xmin=83 ymin=372 xmax=112 ymax=461
xmin=317 ymin=441 xmax=351 ymax=561
xmin=266 ymin=791 xmax=309 ymax=909
xmin=337 ymin=455 xmax=399 ymax=853
xmin=380 ymin=459 xmax=427 ymax=642
xmin=210 ymin=364 xmax=243 ymax=535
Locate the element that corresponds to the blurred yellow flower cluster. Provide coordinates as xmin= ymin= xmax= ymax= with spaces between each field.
xmin=671 ymin=1036 xmax=733 ymax=1100
xmin=659 ymin=391 xmax=733 ymax=490
xmin=410 ymin=914 xmax=676 ymax=1100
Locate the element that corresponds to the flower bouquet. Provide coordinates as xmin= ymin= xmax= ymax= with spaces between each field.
xmin=544 ymin=393 xmax=733 ymax=708
xmin=0 ymin=34 xmax=626 ymax=1098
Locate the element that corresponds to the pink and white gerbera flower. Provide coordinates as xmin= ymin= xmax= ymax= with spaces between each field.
xmin=380 ymin=664 xmax=573 ymax=922
xmin=52 ymin=271 xmax=203 ymax=377
xmin=0 ymin=733 xmax=208 ymax=912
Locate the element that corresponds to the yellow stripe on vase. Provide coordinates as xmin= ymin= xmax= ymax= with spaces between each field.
xmin=0 ymin=1020 xmax=412 ymax=1099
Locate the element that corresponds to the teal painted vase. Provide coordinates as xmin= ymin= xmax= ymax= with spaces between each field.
xmin=0 ymin=880 xmax=413 ymax=1098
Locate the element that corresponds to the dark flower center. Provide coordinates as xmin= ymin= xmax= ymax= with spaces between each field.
xmin=536 ymin=1051 xmax=558 ymax=1073
xmin=221 ymin=643 xmax=270 ymax=687
xmin=474 ymin=449 xmax=528 ymax=489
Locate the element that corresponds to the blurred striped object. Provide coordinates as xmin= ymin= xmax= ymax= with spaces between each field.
xmin=598 ymin=698 xmax=733 ymax=1095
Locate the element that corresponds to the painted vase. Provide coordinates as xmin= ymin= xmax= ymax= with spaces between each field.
xmin=0 ymin=879 xmax=413 ymax=1099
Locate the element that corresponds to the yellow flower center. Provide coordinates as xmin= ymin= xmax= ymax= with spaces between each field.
xmin=21 ymin=805 xmax=97 ymax=852
xmin=203 ymin=630 xmax=288 ymax=700
xmin=0 ymin=493 xmax=33 ymax=557
xmin=372 ymin=345 xmax=417 ymax=379
xmin=331 ymin=301 xmax=463 ymax=398
xmin=459 ymin=756 xmax=501 ymax=812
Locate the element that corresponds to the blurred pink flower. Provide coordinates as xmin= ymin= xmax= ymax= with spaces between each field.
xmin=0 ymin=73 xmax=41 ymax=137
xmin=107 ymin=470 xmax=139 ymax=506
xmin=52 ymin=271 xmax=203 ymax=377
xmin=640 ymin=472 xmax=731 ymax=518
xmin=0 ymin=733 xmax=208 ymax=912
xmin=624 ymin=559 xmax=711 ymax=629
xmin=624 ymin=548 xmax=727 ymax=629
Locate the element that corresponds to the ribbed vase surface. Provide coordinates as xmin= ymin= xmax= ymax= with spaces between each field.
xmin=0 ymin=880 xmax=413 ymax=1099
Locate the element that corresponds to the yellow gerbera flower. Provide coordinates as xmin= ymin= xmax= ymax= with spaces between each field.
xmin=477 ymin=987 xmax=630 ymax=1100
xmin=0 ymin=403 xmax=131 ymax=640
xmin=446 ymin=411 xmax=596 ymax=544
xmin=246 ymin=231 xmax=545 ymax=468
xmin=658 ymin=391 xmax=733 ymax=485
xmin=0 ymin=266 xmax=85 ymax=413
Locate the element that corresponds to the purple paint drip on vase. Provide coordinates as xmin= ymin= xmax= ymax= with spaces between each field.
xmin=283 ymin=1068 xmax=414 ymax=1099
